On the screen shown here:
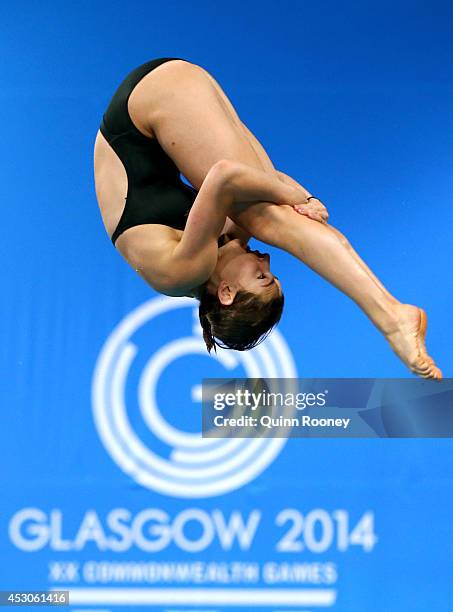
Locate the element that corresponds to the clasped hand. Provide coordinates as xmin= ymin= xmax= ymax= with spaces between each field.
xmin=293 ymin=196 xmax=329 ymax=224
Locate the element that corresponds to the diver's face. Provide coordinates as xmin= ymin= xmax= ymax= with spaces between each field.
xmin=215 ymin=239 xmax=281 ymax=300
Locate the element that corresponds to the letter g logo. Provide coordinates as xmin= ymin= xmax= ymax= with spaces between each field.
xmin=92 ymin=297 xmax=297 ymax=498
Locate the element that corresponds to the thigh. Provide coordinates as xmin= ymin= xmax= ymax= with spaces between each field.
xmin=129 ymin=60 xmax=272 ymax=189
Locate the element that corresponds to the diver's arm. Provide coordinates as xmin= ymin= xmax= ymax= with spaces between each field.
xmin=162 ymin=161 xmax=235 ymax=292
xmin=224 ymin=161 xmax=308 ymax=206
xmin=275 ymin=170 xmax=312 ymax=198
xmin=164 ymin=160 xmax=304 ymax=293
xmin=175 ymin=159 xmax=307 ymax=258
xmin=226 ymin=162 xmax=327 ymax=224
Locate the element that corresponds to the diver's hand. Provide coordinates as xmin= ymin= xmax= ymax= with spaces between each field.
xmin=293 ymin=197 xmax=329 ymax=224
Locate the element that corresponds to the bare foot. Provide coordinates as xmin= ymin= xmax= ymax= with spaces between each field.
xmin=385 ymin=304 xmax=443 ymax=379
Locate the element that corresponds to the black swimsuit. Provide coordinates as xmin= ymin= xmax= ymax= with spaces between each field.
xmin=99 ymin=58 xmax=197 ymax=245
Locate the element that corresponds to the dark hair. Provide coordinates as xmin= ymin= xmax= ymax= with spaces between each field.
xmin=198 ymin=285 xmax=284 ymax=352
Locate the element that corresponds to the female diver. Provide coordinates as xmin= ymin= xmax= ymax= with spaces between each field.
xmin=93 ymin=58 xmax=442 ymax=379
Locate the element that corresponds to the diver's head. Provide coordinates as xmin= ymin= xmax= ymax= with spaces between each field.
xmin=198 ymin=238 xmax=284 ymax=352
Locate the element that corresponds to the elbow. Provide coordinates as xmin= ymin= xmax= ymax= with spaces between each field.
xmin=208 ymin=159 xmax=242 ymax=191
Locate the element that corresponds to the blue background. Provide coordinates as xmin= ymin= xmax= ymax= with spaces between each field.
xmin=1 ymin=1 xmax=452 ymax=610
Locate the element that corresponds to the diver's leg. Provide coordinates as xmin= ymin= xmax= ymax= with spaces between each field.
xmin=129 ymin=59 xmax=276 ymax=241
xmin=238 ymin=123 xmax=401 ymax=302
xmin=128 ymin=60 xmax=271 ymax=188
xmin=326 ymin=225 xmax=399 ymax=304
xmin=233 ymin=203 xmax=442 ymax=379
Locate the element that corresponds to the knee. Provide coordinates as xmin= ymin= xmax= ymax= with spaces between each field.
xmin=331 ymin=226 xmax=351 ymax=249
xmin=244 ymin=204 xmax=288 ymax=246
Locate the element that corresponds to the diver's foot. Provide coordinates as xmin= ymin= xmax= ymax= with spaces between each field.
xmin=385 ymin=304 xmax=443 ymax=379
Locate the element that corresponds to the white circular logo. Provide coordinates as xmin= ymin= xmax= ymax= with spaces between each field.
xmin=92 ymin=296 xmax=297 ymax=498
